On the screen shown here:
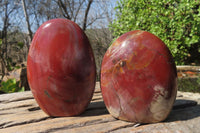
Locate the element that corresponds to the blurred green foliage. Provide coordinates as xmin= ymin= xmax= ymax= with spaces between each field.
xmin=0 ymin=79 xmax=24 ymax=93
xmin=178 ymin=77 xmax=200 ymax=93
xmin=17 ymin=42 xmax=24 ymax=49
xmin=0 ymin=39 xmax=2 ymax=46
xmin=110 ymin=0 xmax=200 ymax=65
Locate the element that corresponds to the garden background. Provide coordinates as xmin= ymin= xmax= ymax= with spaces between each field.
xmin=0 ymin=0 xmax=199 ymax=93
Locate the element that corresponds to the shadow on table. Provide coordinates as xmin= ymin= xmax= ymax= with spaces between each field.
xmin=81 ymin=101 xmax=109 ymax=117
xmin=82 ymin=99 xmax=200 ymax=120
xmin=165 ymin=99 xmax=200 ymax=122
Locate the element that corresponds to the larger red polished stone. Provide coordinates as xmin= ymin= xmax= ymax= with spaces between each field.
xmin=27 ymin=19 xmax=96 ymax=116
xmin=100 ymin=30 xmax=177 ymax=123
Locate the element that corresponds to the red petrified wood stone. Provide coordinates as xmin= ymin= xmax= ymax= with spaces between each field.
xmin=101 ymin=30 xmax=177 ymax=123
xmin=27 ymin=19 xmax=96 ymax=117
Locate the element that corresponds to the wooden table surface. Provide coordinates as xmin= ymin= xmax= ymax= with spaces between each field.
xmin=0 ymin=82 xmax=200 ymax=133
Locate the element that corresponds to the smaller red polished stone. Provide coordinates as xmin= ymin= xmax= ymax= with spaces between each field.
xmin=27 ymin=19 xmax=96 ymax=116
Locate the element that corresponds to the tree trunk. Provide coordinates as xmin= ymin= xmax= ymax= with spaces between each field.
xmin=21 ymin=0 xmax=33 ymax=49
xmin=82 ymin=0 xmax=93 ymax=31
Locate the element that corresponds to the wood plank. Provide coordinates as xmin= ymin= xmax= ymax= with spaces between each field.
xmin=177 ymin=65 xmax=200 ymax=72
xmin=0 ymin=82 xmax=200 ymax=133
xmin=57 ymin=120 xmax=136 ymax=133
xmin=0 ymin=114 xmax=116 ymax=133
xmin=0 ymin=99 xmax=36 ymax=111
xmin=0 ymin=91 xmax=33 ymax=103
xmin=113 ymin=117 xmax=200 ymax=133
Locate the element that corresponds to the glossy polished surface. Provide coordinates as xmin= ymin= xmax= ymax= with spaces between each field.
xmin=27 ymin=19 xmax=96 ymax=116
xmin=101 ymin=30 xmax=177 ymax=123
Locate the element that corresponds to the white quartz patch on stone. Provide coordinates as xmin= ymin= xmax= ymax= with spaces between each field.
xmin=107 ymin=106 xmax=120 ymax=118
xmin=150 ymin=85 xmax=174 ymax=122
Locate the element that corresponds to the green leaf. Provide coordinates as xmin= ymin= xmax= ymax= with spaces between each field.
xmin=0 ymin=78 xmax=24 ymax=93
xmin=17 ymin=42 xmax=24 ymax=49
